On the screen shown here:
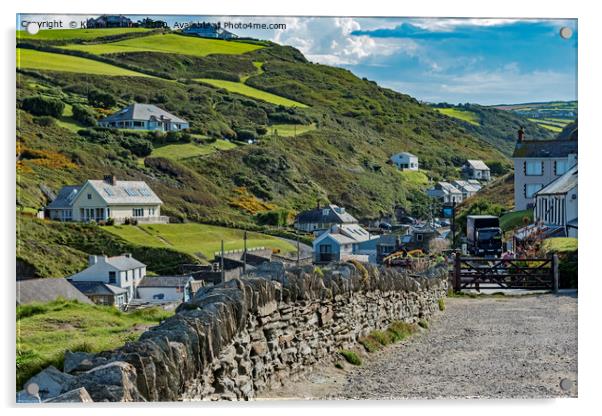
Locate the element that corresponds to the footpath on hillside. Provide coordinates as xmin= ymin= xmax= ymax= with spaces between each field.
xmin=259 ymin=293 xmax=578 ymax=400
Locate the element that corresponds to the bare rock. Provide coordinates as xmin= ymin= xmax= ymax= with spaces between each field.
xmin=23 ymin=365 xmax=74 ymax=401
xmin=44 ymin=387 xmax=93 ymax=403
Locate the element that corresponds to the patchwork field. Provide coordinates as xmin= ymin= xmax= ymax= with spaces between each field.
xmin=60 ymin=34 xmax=263 ymax=58
xmin=150 ymin=140 xmax=237 ymax=160
xmin=196 ymin=78 xmax=308 ymax=107
xmin=435 ymin=108 xmax=480 ymax=126
xmin=17 ymin=28 xmax=151 ymax=41
xmin=104 ymin=223 xmax=296 ymax=259
xmin=267 ymin=123 xmax=316 ymax=137
xmin=17 ymin=48 xmax=152 ymax=77
xmin=16 ymin=299 xmax=171 ymax=388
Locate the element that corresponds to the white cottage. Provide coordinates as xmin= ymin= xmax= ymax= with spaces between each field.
xmin=390 ymin=152 xmax=419 ymax=171
xmin=137 ymin=275 xmax=194 ymax=302
xmin=534 ymin=164 xmax=578 ymax=238
xmin=46 ymin=175 xmax=166 ymax=224
xmin=98 ymin=103 xmax=189 ymax=132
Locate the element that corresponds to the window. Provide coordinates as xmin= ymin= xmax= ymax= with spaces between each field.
xmin=416 ymin=234 xmax=424 ymax=242
xmin=319 ymin=244 xmax=332 ymax=253
xmin=525 ymin=161 xmax=543 ymax=176
xmin=108 ymin=271 xmax=116 ymax=284
xmin=525 ymin=183 xmax=544 ymax=198
xmin=125 ymin=188 xmax=140 ymax=196
xmin=132 ymin=208 xmax=144 ymax=217
xmin=87 ymin=193 xmax=92 ymax=199
xmin=555 ymin=160 xmax=569 ymax=175
xmin=133 ymin=121 xmax=144 ymax=127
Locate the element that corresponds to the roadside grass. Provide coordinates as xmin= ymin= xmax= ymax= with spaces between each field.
xmin=418 ymin=319 xmax=429 ymax=329
xmin=540 ymin=237 xmax=578 ymax=254
xmin=60 ymin=34 xmax=263 ymax=58
xmin=17 ymin=28 xmax=151 ymax=41
xmin=435 ymin=108 xmax=480 ymax=126
xmin=195 ymin=78 xmax=308 ymax=108
xmin=438 ymin=298 xmax=446 ymax=311
xmin=339 ymin=350 xmax=362 ymax=366
xmin=104 ymin=223 xmax=296 ymax=259
xmin=17 ymin=48 xmax=152 ymax=77
xmin=150 ymin=140 xmax=237 ymax=160
xmin=16 ymin=299 xmax=172 ymax=388
xmin=358 ymin=321 xmax=417 ymax=353
xmin=500 ymin=209 xmax=533 ymax=232
xmin=267 ymin=123 xmax=316 ymax=137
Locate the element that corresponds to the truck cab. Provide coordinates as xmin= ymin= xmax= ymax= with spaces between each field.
xmin=466 ymin=215 xmax=503 ymax=257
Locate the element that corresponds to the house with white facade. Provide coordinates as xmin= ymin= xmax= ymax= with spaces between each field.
xmin=294 ymin=204 xmax=358 ymax=233
xmin=534 ymin=164 xmax=578 ymax=238
xmin=462 ymin=160 xmax=491 ymax=181
xmin=182 ymin=23 xmax=238 ymax=39
xmin=512 ymin=128 xmax=577 ymax=210
xmin=312 ymin=223 xmax=378 ymax=263
xmin=452 ymin=180 xmax=482 ymax=200
xmin=427 ymin=182 xmax=463 ymax=204
xmin=69 ymin=253 xmax=147 ymax=304
xmin=46 ymin=175 xmax=166 ymax=224
xmin=137 ymin=275 xmax=194 ymax=302
xmin=98 ymin=103 xmax=189 ymax=132
xmin=390 ymin=152 xmax=419 ymax=171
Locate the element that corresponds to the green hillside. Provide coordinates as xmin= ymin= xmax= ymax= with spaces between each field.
xmin=17 ymin=28 xmax=152 ymax=41
xmin=435 ymin=107 xmax=480 ymax=126
xmin=195 ymin=78 xmax=308 ymax=107
xmin=17 ymin=30 xmax=514 ymax=277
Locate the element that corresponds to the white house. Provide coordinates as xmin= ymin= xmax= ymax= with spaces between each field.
xmin=294 ymin=204 xmax=358 ymax=233
xmin=312 ymin=223 xmax=378 ymax=263
xmin=69 ymin=253 xmax=147 ymax=303
xmin=427 ymin=182 xmax=463 ymax=204
xmin=462 ymin=160 xmax=491 ymax=181
xmin=46 ymin=175 xmax=166 ymax=224
xmin=137 ymin=275 xmax=194 ymax=302
xmin=182 ymin=23 xmax=238 ymax=39
xmin=390 ymin=152 xmax=419 ymax=171
xmin=452 ymin=180 xmax=482 ymax=200
xmin=98 ymin=103 xmax=189 ymax=132
xmin=534 ymin=164 xmax=578 ymax=238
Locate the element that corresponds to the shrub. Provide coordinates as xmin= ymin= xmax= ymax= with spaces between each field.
xmin=256 ymin=125 xmax=268 ymax=135
xmin=87 ymin=89 xmax=117 ymax=108
xmin=33 ymin=116 xmax=55 ymax=127
xmin=418 ymin=319 xmax=429 ymax=329
xmin=121 ymin=137 xmax=153 ymax=157
xmin=388 ymin=321 xmax=416 ymax=340
xmin=370 ymin=330 xmax=393 ymax=346
xmin=438 ymin=298 xmax=446 ymax=311
xmin=72 ymin=104 xmax=96 ymax=126
xmin=235 ymin=128 xmax=257 ymax=142
xmin=22 ymin=96 xmax=65 ymax=117
xmin=105 ymin=217 xmax=115 ymax=226
xmin=255 ymin=209 xmax=289 ymax=226
xmin=339 ymin=350 xmax=361 ymax=366
xmin=359 ymin=336 xmax=382 ymax=353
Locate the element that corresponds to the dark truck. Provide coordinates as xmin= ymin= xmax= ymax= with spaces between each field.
xmin=466 ymin=215 xmax=503 ymax=257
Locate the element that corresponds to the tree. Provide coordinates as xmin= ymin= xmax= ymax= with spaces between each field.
xmin=87 ymin=90 xmax=117 ymax=108
xmin=72 ymin=105 xmax=96 ymax=126
xmin=21 ymin=96 xmax=64 ymax=117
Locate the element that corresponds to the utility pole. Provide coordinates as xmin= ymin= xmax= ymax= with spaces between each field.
xmin=220 ymin=240 xmax=225 ymax=283
xmin=451 ymin=200 xmax=457 ymax=249
xmin=243 ymin=231 xmax=247 ymax=274
xmin=296 ymin=229 xmax=300 ymax=266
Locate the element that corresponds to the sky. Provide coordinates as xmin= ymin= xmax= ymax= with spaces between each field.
xmin=18 ymin=15 xmax=578 ymax=105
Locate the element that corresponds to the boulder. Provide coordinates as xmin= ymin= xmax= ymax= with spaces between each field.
xmin=22 ymin=365 xmax=74 ymax=401
xmin=64 ymin=351 xmax=107 ymax=374
xmin=44 ymin=387 xmax=93 ymax=403
xmin=69 ymin=361 xmax=145 ymax=402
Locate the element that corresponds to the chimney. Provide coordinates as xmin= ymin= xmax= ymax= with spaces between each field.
xmin=517 ymin=126 xmax=525 ymax=143
xmin=123 ymin=253 xmax=132 ymax=258
xmin=88 ymin=255 xmax=97 ymax=266
xmin=104 ymin=174 xmax=116 ymax=185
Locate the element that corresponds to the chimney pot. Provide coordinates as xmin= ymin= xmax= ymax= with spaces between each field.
xmin=518 ymin=126 xmax=525 ymax=142
xmin=88 ymin=255 xmax=97 ymax=265
xmin=104 ymin=175 xmax=116 ymax=185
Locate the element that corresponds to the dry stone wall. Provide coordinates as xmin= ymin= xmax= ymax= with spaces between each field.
xmin=20 ymin=262 xmax=448 ymax=402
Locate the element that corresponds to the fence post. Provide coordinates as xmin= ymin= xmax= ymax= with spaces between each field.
xmin=454 ymin=253 xmax=461 ymax=292
xmin=552 ymin=253 xmax=559 ymax=293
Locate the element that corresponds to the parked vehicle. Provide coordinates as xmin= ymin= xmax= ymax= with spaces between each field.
xmin=378 ymin=222 xmax=392 ymax=230
xmin=466 ymin=215 xmax=503 ymax=257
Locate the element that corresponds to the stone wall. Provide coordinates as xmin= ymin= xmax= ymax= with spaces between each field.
xmin=20 ymin=262 xmax=448 ymax=402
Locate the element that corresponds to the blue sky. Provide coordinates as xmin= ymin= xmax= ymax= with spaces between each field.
xmin=19 ymin=15 xmax=578 ymax=105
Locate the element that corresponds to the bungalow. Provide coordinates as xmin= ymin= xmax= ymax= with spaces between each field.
xmin=98 ymin=103 xmax=189 ymax=132
xmin=69 ymin=281 xmax=128 ymax=309
xmin=462 ymin=160 xmax=491 ymax=181
xmin=427 ymin=182 xmax=463 ymax=204
xmin=69 ymin=253 xmax=147 ymax=303
xmin=534 ymin=164 xmax=578 ymax=238
xmin=295 ymin=204 xmax=358 ymax=233
xmin=312 ymin=223 xmax=377 ymax=264
xmin=390 ymin=152 xmax=419 ymax=171
xmin=86 ymin=15 xmax=133 ymax=28
xmin=182 ymin=23 xmax=238 ymax=39
xmin=452 ymin=180 xmax=482 ymax=200
xmin=137 ymin=275 xmax=194 ymax=302
xmin=16 ymin=278 xmax=93 ymax=305
xmin=46 ymin=175 xmax=166 ymax=224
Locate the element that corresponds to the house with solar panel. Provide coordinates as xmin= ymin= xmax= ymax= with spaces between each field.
xmin=45 ymin=175 xmax=166 ymax=224
xmin=98 ymin=103 xmax=189 ymax=132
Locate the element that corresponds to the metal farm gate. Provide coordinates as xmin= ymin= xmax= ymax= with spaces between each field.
xmin=452 ymin=255 xmax=559 ymax=292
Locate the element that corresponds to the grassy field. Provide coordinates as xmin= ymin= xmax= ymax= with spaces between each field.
xmin=104 ymin=223 xmax=296 ymax=259
xmin=398 ymin=169 xmax=430 ymax=186
xmin=17 ymin=48 xmax=152 ymax=77
xmin=267 ymin=123 xmax=316 ymax=137
xmin=500 ymin=209 xmax=533 ymax=232
xmin=61 ymin=34 xmax=263 ymax=58
xmin=195 ymin=78 xmax=308 ymax=107
xmin=16 ymin=299 xmax=171 ymax=388
xmin=435 ymin=108 xmax=480 ymax=126
xmin=150 ymin=140 xmax=237 ymax=160
xmin=17 ymin=28 xmax=151 ymax=41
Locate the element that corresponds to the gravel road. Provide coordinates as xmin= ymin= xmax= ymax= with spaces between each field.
xmin=261 ymin=292 xmax=577 ymax=400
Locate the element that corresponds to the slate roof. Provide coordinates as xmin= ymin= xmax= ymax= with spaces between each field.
xmin=296 ymin=204 xmax=358 ymax=225
xmin=452 ymin=180 xmax=481 ymax=193
xmin=392 ymin=152 xmax=417 ymax=158
xmin=512 ymin=139 xmax=578 ymax=158
xmin=46 ymin=186 xmax=81 ymax=209
xmin=465 ymin=160 xmax=489 ymax=171
xmin=100 ymin=103 xmax=187 ymax=124
xmin=436 ymin=182 xmax=462 ymax=194
xmin=70 ymin=281 xmax=128 ymax=296
xmin=16 ymin=278 xmax=93 ymax=305
xmin=102 ymin=254 xmax=146 ymax=271
xmin=138 ymin=275 xmax=192 ymax=288
xmin=87 ymin=180 xmax=163 ymax=205
xmin=536 ymin=165 xmax=578 ymax=195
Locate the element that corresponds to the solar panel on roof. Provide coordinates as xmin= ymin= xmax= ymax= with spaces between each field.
xmin=104 ymin=187 xmax=114 ymax=196
xmin=139 ymin=188 xmax=151 ymax=196
xmin=124 ymin=188 xmax=140 ymax=196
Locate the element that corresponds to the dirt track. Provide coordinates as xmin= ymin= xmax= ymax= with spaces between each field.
xmin=260 ymin=293 xmax=578 ymax=400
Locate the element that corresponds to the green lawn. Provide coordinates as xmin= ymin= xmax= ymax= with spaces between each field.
xmin=17 ymin=28 xmax=151 ymax=41
xmin=435 ymin=108 xmax=481 ymax=126
xmin=55 ymin=103 xmax=88 ymax=133
xmin=195 ymin=78 xmax=308 ymax=107
xmin=17 ymin=299 xmax=171 ymax=388
xmin=267 ymin=123 xmax=316 ymax=137
xmin=150 ymin=140 xmax=237 ymax=160
xmin=500 ymin=209 xmax=533 ymax=232
xmin=104 ymin=223 xmax=296 ymax=258
xmin=17 ymin=48 xmax=152 ymax=77
xmin=60 ymin=34 xmax=263 ymax=58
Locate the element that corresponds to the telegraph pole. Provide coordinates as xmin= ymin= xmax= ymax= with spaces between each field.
xmin=243 ymin=231 xmax=247 ymax=274
xmin=296 ymin=229 xmax=300 ymax=266
xmin=220 ymin=240 xmax=225 ymax=283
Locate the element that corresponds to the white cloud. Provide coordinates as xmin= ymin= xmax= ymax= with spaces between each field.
xmin=409 ymin=18 xmax=524 ymax=32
